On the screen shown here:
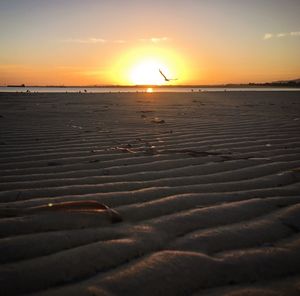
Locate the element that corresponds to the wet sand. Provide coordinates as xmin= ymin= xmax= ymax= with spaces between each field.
xmin=0 ymin=91 xmax=300 ymax=295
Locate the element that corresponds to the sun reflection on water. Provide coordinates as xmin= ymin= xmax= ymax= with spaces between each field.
xmin=146 ymin=87 xmax=153 ymax=93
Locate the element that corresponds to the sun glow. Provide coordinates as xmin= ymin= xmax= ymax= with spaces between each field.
xmin=130 ymin=59 xmax=167 ymax=85
xmin=112 ymin=46 xmax=187 ymax=85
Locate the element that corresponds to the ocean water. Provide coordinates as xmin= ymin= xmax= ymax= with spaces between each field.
xmin=0 ymin=86 xmax=300 ymax=93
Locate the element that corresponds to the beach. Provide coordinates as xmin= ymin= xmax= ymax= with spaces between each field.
xmin=0 ymin=91 xmax=300 ymax=295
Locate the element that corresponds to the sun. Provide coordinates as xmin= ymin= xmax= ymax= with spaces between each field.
xmin=112 ymin=46 xmax=186 ymax=85
xmin=129 ymin=59 xmax=168 ymax=85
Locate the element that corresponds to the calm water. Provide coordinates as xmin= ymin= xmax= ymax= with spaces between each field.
xmin=0 ymin=86 xmax=300 ymax=93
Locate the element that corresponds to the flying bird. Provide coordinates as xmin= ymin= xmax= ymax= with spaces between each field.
xmin=159 ymin=69 xmax=178 ymax=82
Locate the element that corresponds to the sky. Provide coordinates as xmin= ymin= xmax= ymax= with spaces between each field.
xmin=0 ymin=0 xmax=300 ymax=85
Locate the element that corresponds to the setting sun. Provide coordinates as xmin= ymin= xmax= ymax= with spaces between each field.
xmin=112 ymin=46 xmax=187 ymax=85
xmin=129 ymin=59 xmax=169 ymax=85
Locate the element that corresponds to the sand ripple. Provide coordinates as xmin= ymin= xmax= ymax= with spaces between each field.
xmin=0 ymin=91 xmax=300 ymax=295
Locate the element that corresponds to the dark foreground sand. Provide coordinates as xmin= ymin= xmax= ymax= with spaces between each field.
xmin=0 ymin=91 xmax=300 ymax=296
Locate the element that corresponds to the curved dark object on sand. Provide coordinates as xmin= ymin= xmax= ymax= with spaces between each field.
xmin=0 ymin=200 xmax=122 ymax=223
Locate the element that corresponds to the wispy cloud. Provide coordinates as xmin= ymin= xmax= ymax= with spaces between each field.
xmin=139 ymin=37 xmax=170 ymax=43
xmin=276 ymin=33 xmax=286 ymax=38
xmin=263 ymin=31 xmax=300 ymax=40
xmin=62 ymin=37 xmax=171 ymax=44
xmin=263 ymin=33 xmax=273 ymax=40
xmin=290 ymin=31 xmax=300 ymax=36
xmin=63 ymin=38 xmax=107 ymax=44
xmin=62 ymin=38 xmax=127 ymax=44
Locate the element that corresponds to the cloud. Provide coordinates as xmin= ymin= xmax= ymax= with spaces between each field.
xmin=290 ymin=31 xmax=300 ymax=36
xmin=139 ymin=37 xmax=170 ymax=43
xmin=62 ymin=38 xmax=127 ymax=44
xmin=263 ymin=33 xmax=273 ymax=40
xmin=276 ymin=33 xmax=286 ymax=38
xmin=63 ymin=38 xmax=107 ymax=44
xmin=263 ymin=31 xmax=300 ymax=40
xmin=62 ymin=36 xmax=172 ymax=45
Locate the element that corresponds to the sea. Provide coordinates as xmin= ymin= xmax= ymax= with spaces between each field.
xmin=0 ymin=86 xmax=300 ymax=93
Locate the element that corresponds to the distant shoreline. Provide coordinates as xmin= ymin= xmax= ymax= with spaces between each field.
xmin=4 ymin=83 xmax=300 ymax=88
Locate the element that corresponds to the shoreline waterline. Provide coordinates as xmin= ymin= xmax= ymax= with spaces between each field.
xmin=1 ymin=86 xmax=300 ymax=93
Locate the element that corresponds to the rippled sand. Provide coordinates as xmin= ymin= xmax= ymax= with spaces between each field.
xmin=0 ymin=91 xmax=300 ymax=295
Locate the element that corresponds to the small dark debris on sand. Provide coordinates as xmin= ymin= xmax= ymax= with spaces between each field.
xmin=114 ymin=146 xmax=136 ymax=153
xmin=151 ymin=118 xmax=165 ymax=124
xmin=47 ymin=161 xmax=62 ymax=166
xmin=138 ymin=110 xmax=155 ymax=113
xmin=89 ymin=159 xmax=100 ymax=163
xmin=165 ymin=149 xmax=221 ymax=157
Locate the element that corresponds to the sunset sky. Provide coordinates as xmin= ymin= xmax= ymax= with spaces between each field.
xmin=0 ymin=0 xmax=300 ymax=86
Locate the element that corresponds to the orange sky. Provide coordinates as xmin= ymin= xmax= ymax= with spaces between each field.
xmin=0 ymin=0 xmax=300 ymax=85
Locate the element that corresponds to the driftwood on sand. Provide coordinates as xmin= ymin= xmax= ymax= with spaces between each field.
xmin=0 ymin=200 xmax=122 ymax=223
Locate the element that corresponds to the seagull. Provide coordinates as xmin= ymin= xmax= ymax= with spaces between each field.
xmin=159 ymin=69 xmax=178 ymax=82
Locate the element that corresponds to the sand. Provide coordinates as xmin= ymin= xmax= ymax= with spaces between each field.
xmin=0 ymin=91 xmax=300 ymax=295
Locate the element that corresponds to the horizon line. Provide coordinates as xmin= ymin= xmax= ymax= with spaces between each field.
xmin=2 ymin=78 xmax=300 ymax=88
xmin=0 ymin=79 xmax=300 ymax=88
xmin=2 ymin=82 xmax=300 ymax=88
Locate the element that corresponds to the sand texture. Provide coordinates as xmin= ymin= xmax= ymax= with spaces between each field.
xmin=0 ymin=91 xmax=300 ymax=295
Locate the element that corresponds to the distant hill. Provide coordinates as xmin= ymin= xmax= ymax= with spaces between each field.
xmin=249 ymin=78 xmax=300 ymax=87
xmin=272 ymin=78 xmax=300 ymax=84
